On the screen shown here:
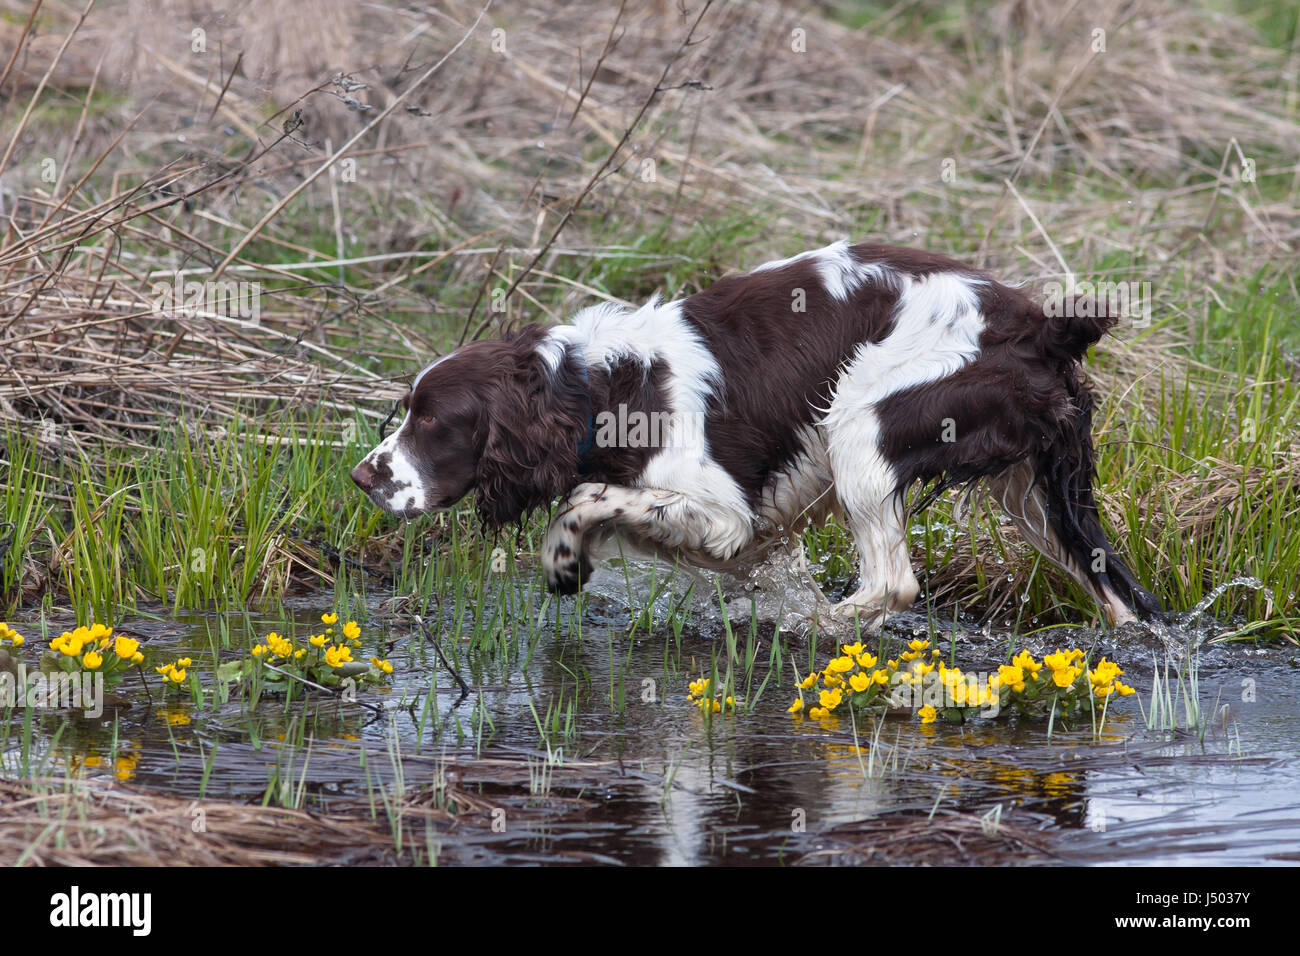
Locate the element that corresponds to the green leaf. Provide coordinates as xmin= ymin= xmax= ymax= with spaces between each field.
xmin=215 ymin=660 xmax=248 ymax=682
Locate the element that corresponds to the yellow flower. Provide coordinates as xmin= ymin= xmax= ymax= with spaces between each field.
xmin=82 ymin=650 xmax=104 ymax=670
xmin=321 ymin=612 xmax=338 ymax=625
xmin=266 ymin=636 xmax=293 ymax=659
xmin=788 ymin=698 xmax=804 ymax=714
xmin=823 ymin=674 xmax=844 ymax=689
xmin=10 ymin=634 xmax=23 ymax=648
xmin=949 ymin=680 xmax=970 ymax=706
xmin=324 ymin=645 xmax=353 ymax=668
xmin=1052 ymin=665 xmax=1081 ymax=689
xmin=908 ymin=639 xmax=930 ymax=652
xmin=856 ymin=653 xmax=878 ymax=669
xmin=849 ymin=672 xmax=871 ymax=692
xmin=168 ymin=668 xmax=187 ymax=684
xmin=251 ymin=644 xmax=266 ymax=657
xmin=155 ymin=664 xmax=175 ymax=676
xmin=113 ymin=636 xmax=140 ymax=659
xmin=841 ymin=642 xmax=865 ymax=657
xmin=1043 ymin=650 xmax=1073 ymax=671
xmin=871 ymin=669 xmax=890 ymax=686
xmin=1089 ymin=658 xmax=1123 ymax=687
xmin=310 ymin=634 xmax=328 ymax=648
xmin=131 ymin=652 xmax=144 ymax=665
xmin=826 ymin=655 xmax=855 ymax=674
xmin=343 ymin=620 xmax=361 ymax=641
xmin=819 ymin=688 xmax=843 ymax=710
xmin=177 ymin=657 xmax=192 ymax=668
xmin=919 ymin=705 xmax=938 ymax=724
xmin=997 ymin=664 xmax=1026 ymax=693
xmin=799 ymin=673 xmax=818 ymax=690
xmin=1115 ymin=681 xmax=1136 ymax=696
xmin=1013 ymin=650 xmax=1042 ymax=678
xmin=56 ymin=633 xmax=83 ymax=656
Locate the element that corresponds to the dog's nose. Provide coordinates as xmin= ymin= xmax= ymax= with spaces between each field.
xmin=351 ymin=460 xmax=378 ymax=492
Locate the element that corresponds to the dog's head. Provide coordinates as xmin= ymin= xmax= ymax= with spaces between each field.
xmin=351 ymin=328 xmax=590 ymax=525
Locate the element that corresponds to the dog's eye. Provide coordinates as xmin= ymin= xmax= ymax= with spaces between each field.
xmin=417 ymin=414 xmax=435 ymax=426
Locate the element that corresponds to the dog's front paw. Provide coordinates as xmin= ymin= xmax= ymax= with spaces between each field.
xmin=543 ymin=538 xmax=593 ymax=595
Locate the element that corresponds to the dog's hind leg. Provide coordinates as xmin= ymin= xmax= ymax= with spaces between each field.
xmin=541 ymin=482 xmax=753 ymax=594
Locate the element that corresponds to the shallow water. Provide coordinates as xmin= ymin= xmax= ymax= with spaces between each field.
xmin=3 ymin=565 xmax=1298 ymax=866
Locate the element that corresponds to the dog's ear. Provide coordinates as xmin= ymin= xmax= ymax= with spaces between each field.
xmin=1039 ymin=292 xmax=1118 ymax=363
xmin=474 ymin=330 xmax=590 ymax=527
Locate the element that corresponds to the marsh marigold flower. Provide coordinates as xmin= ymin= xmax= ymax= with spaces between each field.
xmin=324 ymin=645 xmax=353 ymax=668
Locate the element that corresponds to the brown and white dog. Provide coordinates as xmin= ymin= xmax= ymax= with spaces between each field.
xmin=351 ymin=241 xmax=1161 ymax=627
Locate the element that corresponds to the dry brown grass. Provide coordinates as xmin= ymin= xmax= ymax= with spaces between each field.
xmin=3 ymin=0 xmax=1294 ymax=438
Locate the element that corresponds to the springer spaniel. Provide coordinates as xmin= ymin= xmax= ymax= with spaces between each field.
xmin=352 ymin=241 xmax=1161 ymax=627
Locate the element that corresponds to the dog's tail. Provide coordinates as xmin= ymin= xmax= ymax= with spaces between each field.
xmin=1030 ymin=295 xmax=1164 ymax=624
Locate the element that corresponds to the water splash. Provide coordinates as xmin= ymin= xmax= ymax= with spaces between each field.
xmin=1180 ymin=576 xmax=1273 ymax=625
xmin=1135 ymin=575 xmax=1275 ymax=658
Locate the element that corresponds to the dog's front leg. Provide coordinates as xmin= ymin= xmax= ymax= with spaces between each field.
xmin=541 ymin=482 xmax=752 ymax=594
